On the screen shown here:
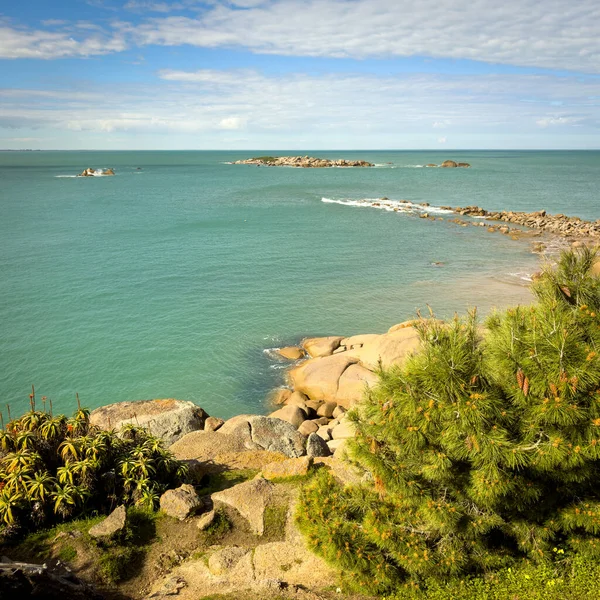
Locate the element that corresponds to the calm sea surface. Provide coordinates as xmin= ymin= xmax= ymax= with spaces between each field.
xmin=1 ymin=150 xmax=599 ymax=418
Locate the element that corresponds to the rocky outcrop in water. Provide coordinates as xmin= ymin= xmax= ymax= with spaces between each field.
xmin=79 ymin=168 xmax=115 ymax=176
xmin=423 ymin=160 xmax=471 ymax=168
xmin=454 ymin=205 xmax=600 ymax=238
xmin=233 ymin=156 xmax=373 ymax=168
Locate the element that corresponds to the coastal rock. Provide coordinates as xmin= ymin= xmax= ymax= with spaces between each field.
xmin=302 ymin=336 xmax=344 ymax=358
xmin=276 ymin=346 xmax=304 ymax=360
xmin=335 ymin=363 xmax=379 ymax=407
xmin=269 ymin=405 xmax=307 ymax=429
xmin=160 ymin=484 xmax=203 ymax=520
xmin=270 ymin=388 xmax=292 ymax=406
xmin=285 ymin=390 xmax=310 ymax=405
xmin=440 ymin=160 xmax=458 ymax=168
xmin=169 ymin=430 xmax=247 ymax=461
xmin=288 ymin=353 xmax=358 ymax=404
xmin=347 ymin=326 xmax=421 ymax=370
xmin=306 ymin=432 xmax=330 ymax=457
xmin=218 ymin=415 xmax=307 ymax=457
xmin=449 ymin=205 xmax=600 ymax=239
xmin=340 ymin=333 xmax=380 ymax=350
xmin=88 ymin=505 xmax=126 ymax=539
xmin=203 ymin=416 xmax=224 ymax=432
xmin=316 ymin=401 xmax=337 ymax=418
xmin=331 ymin=419 xmax=356 ymax=440
xmin=261 ymin=456 xmax=312 ymax=480
xmin=298 ymin=420 xmax=319 ymax=436
xmin=332 ymin=405 xmax=346 ymax=419
xmin=90 ymin=399 xmax=208 ymax=446
xmin=211 ymin=477 xmax=275 ymax=535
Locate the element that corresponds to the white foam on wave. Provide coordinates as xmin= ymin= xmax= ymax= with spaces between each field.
xmin=321 ymin=197 xmax=454 ymax=215
xmin=55 ymin=175 xmax=78 ymax=178
xmin=508 ymin=271 xmax=534 ymax=283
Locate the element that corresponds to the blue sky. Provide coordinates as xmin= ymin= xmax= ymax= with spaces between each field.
xmin=1 ymin=0 xmax=599 ymax=149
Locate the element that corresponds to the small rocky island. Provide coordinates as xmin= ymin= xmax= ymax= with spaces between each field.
xmin=233 ymin=155 xmax=373 ymax=168
xmin=426 ymin=160 xmax=470 ymax=168
xmin=79 ymin=168 xmax=115 ymax=177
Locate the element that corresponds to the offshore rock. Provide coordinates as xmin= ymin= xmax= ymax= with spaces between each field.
xmin=233 ymin=155 xmax=373 ymax=168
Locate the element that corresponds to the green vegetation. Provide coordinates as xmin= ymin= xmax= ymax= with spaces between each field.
xmin=196 ymin=469 xmax=259 ymax=496
xmin=388 ymin=554 xmax=600 ymax=600
xmin=298 ymin=248 xmax=600 ymax=595
xmin=0 ymin=396 xmax=188 ymax=537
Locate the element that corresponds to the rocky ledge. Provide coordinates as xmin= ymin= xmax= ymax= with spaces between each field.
xmin=453 ymin=205 xmax=600 ymax=238
xmin=233 ymin=155 xmax=373 ymax=168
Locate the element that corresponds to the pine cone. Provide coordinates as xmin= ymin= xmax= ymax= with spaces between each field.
xmin=517 ymin=368 xmax=525 ymax=389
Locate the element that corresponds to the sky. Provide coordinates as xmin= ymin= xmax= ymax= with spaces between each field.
xmin=0 ymin=0 xmax=599 ymax=150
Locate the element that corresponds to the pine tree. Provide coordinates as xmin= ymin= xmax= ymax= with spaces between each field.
xmin=297 ymin=248 xmax=600 ymax=594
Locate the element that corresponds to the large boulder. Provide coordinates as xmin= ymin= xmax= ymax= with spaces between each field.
xmin=90 ymin=399 xmax=208 ymax=446
xmin=302 ymin=336 xmax=344 ymax=357
xmin=346 ymin=326 xmax=420 ymax=370
xmin=160 ymin=484 xmax=203 ymax=520
xmin=88 ymin=505 xmax=126 ymax=539
xmin=169 ymin=430 xmax=247 ymax=461
xmin=306 ymin=432 xmax=330 ymax=457
xmin=276 ymin=346 xmax=304 ymax=360
xmin=288 ymin=353 xmax=358 ymax=404
xmin=218 ymin=415 xmax=307 ymax=458
xmin=336 ymin=364 xmax=379 ymax=407
xmin=211 ymin=477 xmax=275 ymax=535
xmin=268 ymin=405 xmax=307 ymax=429
xmin=440 ymin=160 xmax=458 ymax=168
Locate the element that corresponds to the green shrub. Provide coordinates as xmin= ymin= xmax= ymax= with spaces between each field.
xmin=297 ymin=248 xmax=600 ymax=594
xmin=0 ymin=399 xmax=188 ymax=536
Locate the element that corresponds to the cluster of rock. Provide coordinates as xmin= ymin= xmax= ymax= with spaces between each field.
xmin=453 ymin=205 xmax=600 ymax=238
xmin=280 ymin=321 xmax=419 ymax=401
xmin=233 ymin=156 xmax=373 ymax=168
xmin=78 ymin=168 xmax=115 ymax=177
xmin=147 ymin=476 xmax=338 ymax=599
xmin=425 ymin=160 xmax=471 ymax=168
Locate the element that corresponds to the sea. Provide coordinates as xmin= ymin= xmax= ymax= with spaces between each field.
xmin=1 ymin=150 xmax=599 ymax=419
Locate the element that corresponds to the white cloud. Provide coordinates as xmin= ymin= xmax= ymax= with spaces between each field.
xmin=2 ymin=0 xmax=600 ymax=72
xmin=536 ymin=116 xmax=583 ymax=128
xmin=2 ymin=70 xmax=599 ymax=148
xmin=0 ymin=26 xmax=126 ymax=59
xmin=125 ymin=0 xmax=600 ymax=73
xmin=438 ymin=137 xmax=447 ymax=143
xmin=218 ymin=116 xmax=246 ymax=129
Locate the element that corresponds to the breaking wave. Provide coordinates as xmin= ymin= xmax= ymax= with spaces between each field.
xmin=321 ymin=197 xmax=455 ymax=215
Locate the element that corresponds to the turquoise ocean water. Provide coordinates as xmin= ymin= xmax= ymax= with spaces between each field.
xmin=1 ymin=150 xmax=599 ymax=419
